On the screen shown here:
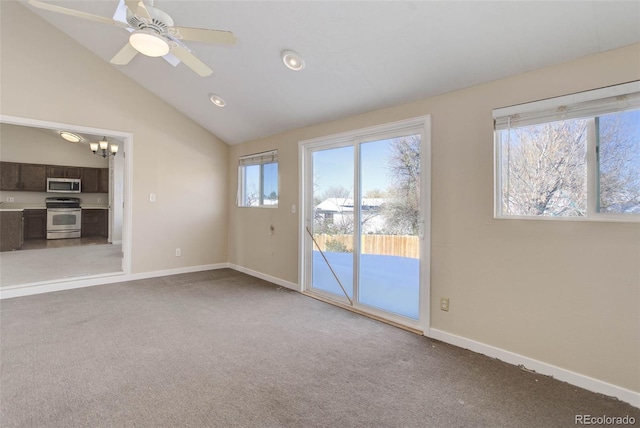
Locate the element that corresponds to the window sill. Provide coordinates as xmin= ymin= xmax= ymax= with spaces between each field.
xmin=494 ymin=214 xmax=640 ymax=224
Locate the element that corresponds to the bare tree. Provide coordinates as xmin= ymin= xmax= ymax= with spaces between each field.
xmin=364 ymin=188 xmax=386 ymax=198
xmin=598 ymin=113 xmax=640 ymax=213
xmin=383 ymin=135 xmax=421 ymax=234
xmin=502 ymin=113 xmax=639 ymax=216
xmin=243 ymin=183 xmax=260 ymax=207
xmin=501 ymin=120 xmax=587 ymax=216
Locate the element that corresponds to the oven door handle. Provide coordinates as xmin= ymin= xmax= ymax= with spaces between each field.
xmin=47 ymin=208 xmax=81 ymax=212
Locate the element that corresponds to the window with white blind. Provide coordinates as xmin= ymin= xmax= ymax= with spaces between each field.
xmin=238 ymin=150 xmax=278 ymax=207
xmin=493 ymin=82 xmax=640 ymax=221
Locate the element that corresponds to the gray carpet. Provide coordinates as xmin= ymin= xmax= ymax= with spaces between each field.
xmin=1 ymin=269 xmax=638 ymax=427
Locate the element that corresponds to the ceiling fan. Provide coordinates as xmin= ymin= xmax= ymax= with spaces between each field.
xmin=27 ymin=0 xmax=237 ymax=77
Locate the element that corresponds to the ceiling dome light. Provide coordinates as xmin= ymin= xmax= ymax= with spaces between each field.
xmin=209 ymin=94 xmax=227 ymax=108
xmin=282 ymin=50 xmax=305 ymax=71
xmin=60 ymin=131 xmax=82 ymax=143
xmin=129 ymin=30 xmax=170 ymax=57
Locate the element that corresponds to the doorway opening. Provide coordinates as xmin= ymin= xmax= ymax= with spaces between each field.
xmin=0 ymin=115 xmax=132 ymax=289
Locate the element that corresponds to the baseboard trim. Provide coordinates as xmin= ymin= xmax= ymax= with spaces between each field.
xmin=228 ymin=263 xmax=299 ymax=291
xmin=428 ymin=328 xmax=640 ymax=409
xmin=125 ymin=263 xmax=230 ymax=282
xmin=0 ymin=263 xmax=229 ymax=299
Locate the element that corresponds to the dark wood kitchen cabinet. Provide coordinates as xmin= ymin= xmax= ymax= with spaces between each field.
xmin=23 ymin=209 xmax=47 ymax=240
xmin=47 ymin=165 xmax=81 ymax=179
xmin=20 ymin=164 xmax=47 ymax=191
xmin=0 ymin=162 xmax=46 ymax=191
xmin=81 ymin=168 xmax=100 ymax=193
xmin=0 ymin=211 xmax=23 ymax=251
xmin=99 ymin=168 xmax=109 ymax=193
xmin=80 ymin=168 xmax=108 ymax=193
xmin=82 ymin=209 xmax=107 ymax=238
xmin=0 ymin=162 xmax=20 ymax=191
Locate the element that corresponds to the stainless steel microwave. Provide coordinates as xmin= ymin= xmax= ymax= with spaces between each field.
xmin=47 ymin=178 xmax=81 ymax=193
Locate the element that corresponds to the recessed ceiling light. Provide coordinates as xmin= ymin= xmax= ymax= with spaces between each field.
xmin=60 ymin=131 xmax=82 ymax=143
xmin=209 ymin=94 xmax=226 ymax=108
xmin=282 ymin=50 xmax=305 ymax=71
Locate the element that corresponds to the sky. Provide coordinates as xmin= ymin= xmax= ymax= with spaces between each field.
xmin=313 ymin=136 xmax=417 ymax=198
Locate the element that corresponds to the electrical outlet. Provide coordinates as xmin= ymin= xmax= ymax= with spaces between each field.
xmin=6 ymin=197 xmax=14 ymax=202
xmin=175 ymin=248 xmax=181 ymax=257
xmin=97 ymin=198 xmax=101 ymax=203
xmin=440 ymin=298 xmax=449 ymax=312
xmin=291 ymin=204 xmax=296 ymax=214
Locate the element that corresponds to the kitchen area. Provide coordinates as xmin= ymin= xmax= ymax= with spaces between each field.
xmin=0 ymin=123 xmax=124 ymax=286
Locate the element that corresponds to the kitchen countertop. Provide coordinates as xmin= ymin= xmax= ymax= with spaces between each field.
xmin=0 ymin=203 xmax=108 ymax=211
xmin=0 ymin=203 xmax=47 ymax=211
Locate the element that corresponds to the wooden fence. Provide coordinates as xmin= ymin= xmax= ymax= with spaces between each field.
xmin=312 ymin=234 xmax=419 ymax=259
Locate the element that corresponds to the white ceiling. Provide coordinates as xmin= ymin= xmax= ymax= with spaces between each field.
xmin=22 ymin=1 xmax=640 ymax=145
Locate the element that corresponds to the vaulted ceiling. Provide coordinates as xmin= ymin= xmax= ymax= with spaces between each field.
xmin=22 ymin=1 xmax=640 ymax=145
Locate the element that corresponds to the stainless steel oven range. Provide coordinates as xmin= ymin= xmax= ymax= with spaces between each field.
xmin=46 ymin=197 xmax=81 ymax=239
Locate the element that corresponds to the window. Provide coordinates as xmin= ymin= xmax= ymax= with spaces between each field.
xmin=238 ymin=150 xmax=278 ymax=207
xmin=494 ymin=82 xmax=640 ymax=220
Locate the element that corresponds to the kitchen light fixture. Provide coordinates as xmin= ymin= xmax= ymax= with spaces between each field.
xmin=129 ymin=29 xmax=170 ymax=57
xmin=90 ymin=137 xmax=118 ymax=158
xmin=282 ymin=50 xmax=305 ymax=71
xmin=209 ymin=94 xmax=227 ymax=108
xmin=60 ymin=131 xmax=82 ymax=143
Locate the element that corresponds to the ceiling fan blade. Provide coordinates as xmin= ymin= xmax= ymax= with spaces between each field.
xmin=110 ymin=43 xmax=138 ymax=65
xmin=124 ymin=0 xmax=152 ymax=21
xmin=170 ymin=26 xmax=237 ymax=45
xmin=171 ymin=46 xmax=213 ymax=77
xmin=28 ymin=0 xmax=123 ymax=27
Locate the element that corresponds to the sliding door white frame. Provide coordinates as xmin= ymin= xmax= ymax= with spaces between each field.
xmin=298 ymin=116 xmax=431 ymax=333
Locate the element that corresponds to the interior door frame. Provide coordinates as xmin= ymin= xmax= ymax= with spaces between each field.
xmin=298 ymin=116 xmax=431 ymax=333
xmin=0 ymin=114 xmax=133 ymax=277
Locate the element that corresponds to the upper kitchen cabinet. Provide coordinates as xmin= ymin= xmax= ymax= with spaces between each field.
xmin=99 ymin=168 xmax=109 ymax=193
xmin=81 ymin=167 xmax=100 ymax=193
xmin=81 ymin=168 xmax=109 ymax=193
xmin=0 ymin=162 xmax=46 ymax=191
xmin=20 ymin=164 xmax=47 ymax=191
xmin=47 ymin=165 xmax=81 ymax=179
xmin=0 ymin=162 xmax=20 ymax=191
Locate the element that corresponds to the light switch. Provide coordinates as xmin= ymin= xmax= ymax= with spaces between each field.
xmin=149 ymin=193 xmax=156 ymax=202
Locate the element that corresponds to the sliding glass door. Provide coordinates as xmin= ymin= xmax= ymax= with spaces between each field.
xmin=302 ymin=118 xmax=429 ymax=330
xmin=309 ymin=145 xmax=355 ymax=301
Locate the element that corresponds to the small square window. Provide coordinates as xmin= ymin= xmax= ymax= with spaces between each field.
xmin=238 ymin=151 xmax=278 ymax=207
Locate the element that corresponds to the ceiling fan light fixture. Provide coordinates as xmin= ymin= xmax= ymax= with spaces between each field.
xmin=282 ymin=50 xmax=305 ymax=71
xmin=209 ymin=94 xmax=227 ymax=108
xmin=129 ymin=30 xmax=170 ymax=57
xmin=60 ymin=131 xmax=82 ymax=143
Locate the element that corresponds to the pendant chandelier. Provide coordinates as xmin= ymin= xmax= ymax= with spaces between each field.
xmin=90 ymin=137 xmax=118 ymax=158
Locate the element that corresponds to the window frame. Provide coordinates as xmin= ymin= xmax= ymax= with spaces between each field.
xmin=237 ymin=150 xmax=279 ymax=208
xmin=493 ymin=82 xmax=640 ymax=223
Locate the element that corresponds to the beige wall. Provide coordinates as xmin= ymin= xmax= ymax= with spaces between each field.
xmin=0 ymin=123 xmax=110 ymax=168
xmin=228 ymin=44 xmax=640 ymax=392
xmin=1 ymin=1 xmax=229 ymax=272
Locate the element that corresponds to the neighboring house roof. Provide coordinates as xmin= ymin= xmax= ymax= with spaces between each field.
xmin=316 ymin=198 xmax=385 ymax=213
